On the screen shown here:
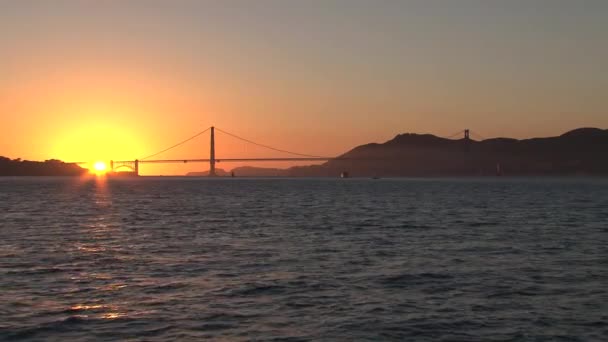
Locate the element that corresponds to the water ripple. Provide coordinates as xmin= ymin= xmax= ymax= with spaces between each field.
xmin=1 ymin=177 xmax=607 ymax=341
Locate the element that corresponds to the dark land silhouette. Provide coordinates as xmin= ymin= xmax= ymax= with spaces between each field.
xmin=189 ymin=127 xmax=608 ymax=177
xmin=3 ymin=128 xmax=607 ymax=177
xmin=187 ymin=168 xmax=230 ymax=177
xmin=288 ymin=127 xmax=608 ymax=177
xmin=187 ymin=166 xmax=287 ymax=177
xmin=0 ymin=157 xmax=87 ymax=176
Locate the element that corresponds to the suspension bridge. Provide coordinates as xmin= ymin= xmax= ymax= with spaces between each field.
xmin=82 ymin=126 xmax=481 ymax=176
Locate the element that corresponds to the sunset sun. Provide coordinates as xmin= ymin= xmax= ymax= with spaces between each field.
xmin=93 ymin=161 xmax=107 ymax=173
xmin=1 ymin=1 xmax=607 ymax=341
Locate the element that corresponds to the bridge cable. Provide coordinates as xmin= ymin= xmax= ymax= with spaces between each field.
xmin=442 ymin=130 xmax=465 ymax=140
xmin=470 ymin=130 xmax=487 ymax=141
xmin=214 ymin=127 xmax=329 ymax=158
xmin=141 ymin=126 xmax=212 ymax=160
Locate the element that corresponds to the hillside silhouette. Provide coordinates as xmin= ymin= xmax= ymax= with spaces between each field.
xmin=287 ymin=128 xmax=608 ymax=177
xmin=186 ymin=168 xmax=230 ymax=177
xmin=6 ymin=128 xmax=606 ymax=177
xmin=0 ymin=157 xmax=87 ymax=176
xmin=187 ymin=167 xmax=288 ymax=177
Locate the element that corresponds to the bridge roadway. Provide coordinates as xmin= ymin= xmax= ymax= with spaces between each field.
xmin=71 ymin=125 xmax=472 ymax=175
xmin=113 ymin=157 xmax=354 ymax=164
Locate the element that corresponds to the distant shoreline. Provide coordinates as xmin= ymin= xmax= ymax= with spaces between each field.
xmin=3 ymin=127 xmax=607 ymax=177
xmin=2 ymin=175 xmax=607 ymax=179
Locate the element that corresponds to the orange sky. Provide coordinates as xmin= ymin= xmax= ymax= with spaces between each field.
xmin=1 ymin=1 xmax=607 ymax=175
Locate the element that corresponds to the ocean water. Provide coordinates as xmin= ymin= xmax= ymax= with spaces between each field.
xmin=0 ymin=177 xmax=607 ymax=341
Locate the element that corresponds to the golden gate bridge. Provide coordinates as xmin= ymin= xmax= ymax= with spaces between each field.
xmin=77 ymin=126 xmax=479 ymax=176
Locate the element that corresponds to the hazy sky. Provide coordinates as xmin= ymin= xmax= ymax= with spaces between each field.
xmin=1 ymin=0 xmax=607 ymax=174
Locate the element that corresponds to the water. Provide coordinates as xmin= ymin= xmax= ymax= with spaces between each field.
xmin=1 ymin=177 xmax=607 ymax=341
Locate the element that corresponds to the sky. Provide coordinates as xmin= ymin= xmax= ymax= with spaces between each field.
xmin=1 ymin=0 xmax=607 ymax=174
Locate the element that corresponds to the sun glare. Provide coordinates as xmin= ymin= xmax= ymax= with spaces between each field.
xmin=93 ymin=161 xmax=107 ymax=173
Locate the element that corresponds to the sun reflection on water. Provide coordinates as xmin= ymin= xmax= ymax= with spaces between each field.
xmin=101 ymin=283 xmax=128 ymax=291
xmin=75 ymin=244 xmax=106 ymax=253
xmin=101 ymin=312 xmax=126 ymax=320
xmin=70 ymin=304 xmax=106 ymax=311
xmin=68 ymin=303 xmax=128 ymax=320
xmin=66 ymin=176 xmax=133 ymax=323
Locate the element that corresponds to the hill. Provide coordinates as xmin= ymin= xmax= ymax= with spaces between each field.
xmin=287 ymin=128 xmax=608 ymax=177
xmin=186 ymin=168 xmax=230 ymax=177
xmin=0 ymin=157 xmax=87 ymax=176
xmin=186 ymin=166 xmax=288 ymax=177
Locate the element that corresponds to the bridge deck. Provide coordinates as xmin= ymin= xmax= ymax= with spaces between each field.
xmin=113 ymin=157 xmax=351 ymax=163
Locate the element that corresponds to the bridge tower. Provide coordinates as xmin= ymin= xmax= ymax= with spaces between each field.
xmin=464 ymin=129 xmax=471 ymax=152
xmin=209 ymin=126 xmax=216 ymax=177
